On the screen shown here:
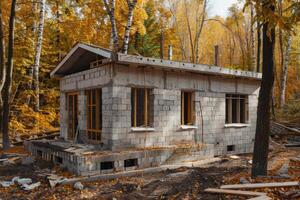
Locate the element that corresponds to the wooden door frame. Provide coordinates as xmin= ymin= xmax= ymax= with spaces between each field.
xmin=67 ymin=92 xmax=79 ymax=140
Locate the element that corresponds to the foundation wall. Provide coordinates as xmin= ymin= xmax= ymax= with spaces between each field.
xmin=26 ymin=141 xmax=214 ymax=176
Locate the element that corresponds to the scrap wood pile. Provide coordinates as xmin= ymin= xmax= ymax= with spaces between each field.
xmin=9 ymin=129 xmax=59 ymax=146
xmin=205 ymin=154 xmax=300 ymax=199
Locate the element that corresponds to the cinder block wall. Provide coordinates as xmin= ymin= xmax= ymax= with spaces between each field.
xmin=59 ymin=65 xmax=113 ymax=143
xmin=58 ymin=63 xmax=260 ymax=155
xmin=110 ymin=64 xmax=260 ymax=154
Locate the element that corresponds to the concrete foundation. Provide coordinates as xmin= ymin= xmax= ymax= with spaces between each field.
xmin=25 ymin=140 xmax=214 ymax=176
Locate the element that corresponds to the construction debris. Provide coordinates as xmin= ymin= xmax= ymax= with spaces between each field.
xmin=21 ymin=156 xmax=35 ymax=165
xmin=46 ymin=174 xmax=68 ymax=188
xmin=0 ymin=181 xmax=14 ymax=187
xmin=271 ymin=121 xmax=300 ymax=135
xmin=73 ymin=182 xmax=84 ymax=190
xmin=21 ymin=182 xmax=41 ymax=191
xmin=240 ymin=177 xmax=250 ymax=184
xmin=229 ymin=155 xmax=240 ymax=159
xmin=276 ymin=163 xmax=289 ymax=176
xmin=15 ymin=177 xmax=32 ymax=185
xmin=0 ymin=177 xmax=40 ymax=191
xmin=289 ymin=157 xmax=300 ymax=177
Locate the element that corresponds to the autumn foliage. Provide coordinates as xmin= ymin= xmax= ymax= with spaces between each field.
xmin=0 ymin=0 xmax=299 ymax=138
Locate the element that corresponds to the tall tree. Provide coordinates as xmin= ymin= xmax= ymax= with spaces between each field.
xmin=32 ymin=0 xmax=46 ymax=112
xmin=2 ymin=0 xmax=17 ymax=150
xmin=280 ymin=35 xmax=292 ymax=107
xmin=169 ymin=0 xmax=208 ymax=63
xmin=256 ymin=21 xmax=261 ymax=72
xmin=195 ymin=0 xmax=207 ymax=63
xmin=251 ymin=1 xmax=276 ymax=177
xmin=122 ymin=0 xmax=137 ymax=54
xmin=250 ymin=3 xmax=256 ymax=71
xmin=103 ymin=0 xmax=119 ymax=52
xmin=0 ymin=0 xmax=5 ymax=135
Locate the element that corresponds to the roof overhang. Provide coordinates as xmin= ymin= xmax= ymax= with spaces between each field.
xmin=50 ymin=43 xmax=112 ymax=78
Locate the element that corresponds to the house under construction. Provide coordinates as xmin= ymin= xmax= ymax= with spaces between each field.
xmin=26 ymin=43 xmax=261 ymax=176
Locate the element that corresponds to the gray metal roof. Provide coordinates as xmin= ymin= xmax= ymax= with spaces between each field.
xmin=51 ymin=42 xmax=262 ymax=80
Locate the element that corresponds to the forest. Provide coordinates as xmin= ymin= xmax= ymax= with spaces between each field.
xmin=0 ymin=0 xmax=298 ymax=140
xmin=0 ymin=0 xmax=300 ymax=198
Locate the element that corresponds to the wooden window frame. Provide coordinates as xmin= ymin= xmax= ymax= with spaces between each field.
xmin=131 ymin=88 xmax=152 ymax=128
xmin=181 ymin=91 xmax=195 ymax=125
xmin=225 ymin=94 xmax=249 ymax=124
xmin=86 ymin=88 xmax=102 ymax=142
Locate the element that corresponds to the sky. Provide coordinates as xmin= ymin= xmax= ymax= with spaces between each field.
xmin=208 ymin=0 xmax=241 ymax=18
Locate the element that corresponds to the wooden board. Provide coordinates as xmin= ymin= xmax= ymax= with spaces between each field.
xmin=204 ymin=188 xmax=266 ymax=196
xmin=221 ymin=181 xmax=300 ymax=190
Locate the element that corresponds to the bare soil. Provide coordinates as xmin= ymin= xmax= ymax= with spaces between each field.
xmin=0 ymin=147 xmax=299 ymax=200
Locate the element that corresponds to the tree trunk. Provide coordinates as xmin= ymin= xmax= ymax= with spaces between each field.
xmin=32 ymin=0 xmax=46 ymax=112
xmin=251 ymin=8 xmax=275 ymax=177
xmin=280 ymin=35 xmax=292 ymax=108
xmin=2 ymin=0 xmax=17 ymax=150
xmin=194 ymin=0 xmax=207 ymax=64
xmin=0 ymin=0 xmax=5 ymax=133
xmin=26 ymin=1 xmax=38 ymax=106
xmin=250 ymin=4 xmax=256 ymax=71
xmin=256 ymin=21 xmax=261 ymax=72
xmin=183 ymin=0 xmax=194 ymax=62
xmin=122 ymin=0 xmax=137 ymax=54
xmin=103 ymin=0 xmax=119 ymax=52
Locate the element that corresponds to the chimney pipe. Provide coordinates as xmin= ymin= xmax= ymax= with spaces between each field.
xmin=168 ymin=45 xmax=173 ymax=60
xmin=214 ymin=45 xmax=219 ymax=66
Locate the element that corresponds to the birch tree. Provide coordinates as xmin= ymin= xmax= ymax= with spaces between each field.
xmin=2 ymin=0 xmax=17 ymax=150
xmin=280 ymin=35 xmax=292 ymax=107
xmin=32 ymin=0 xmax=46 ymax=112
xmin=0 ymin=0 xmax=5 ymax=133
xmin=250 ymin=3 xmax=256 ymax=71
xmin=103 ymin=0 xmax=119 ymax=52
xmin=123 ymin=0 xmax=137 ymax=54
xmin=195 ymin=0 xmax=207 ymax=63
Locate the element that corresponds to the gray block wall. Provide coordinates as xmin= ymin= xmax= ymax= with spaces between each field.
xmin=59 ymin=63 xmax=260 ymax=155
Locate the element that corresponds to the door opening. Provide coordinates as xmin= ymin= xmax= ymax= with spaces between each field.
xmin=67 ymin=93 xmax=78 ymax=140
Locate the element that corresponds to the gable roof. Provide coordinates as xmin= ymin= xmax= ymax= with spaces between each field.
xmin=50 ymin=43 xmax=112 ymax=77
xmin=51 ymin=42 xmax=262 ymax=80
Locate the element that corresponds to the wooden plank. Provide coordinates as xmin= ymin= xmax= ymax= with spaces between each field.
xmin=204 ymin=188 xmax=266 ymax=197
xmin=221 ymin=181 xmax=299 ymax=190
xmin=273 ymin=122 xmax=300 ymax=134
xmin=248 ymin=196 xmax=272 ymax=200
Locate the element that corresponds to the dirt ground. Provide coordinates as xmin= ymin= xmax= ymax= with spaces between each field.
xmin=0 ymin=147 xmax=299 ymax=200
